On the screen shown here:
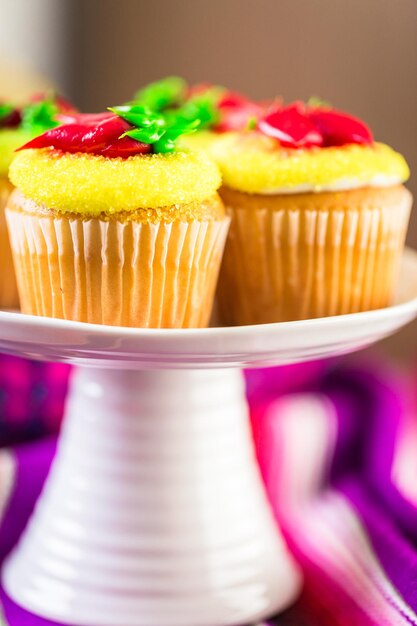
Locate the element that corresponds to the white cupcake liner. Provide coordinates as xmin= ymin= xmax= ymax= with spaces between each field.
xmin=218 ymin=189 xmax=412 ymax=324
xmin=0 ymin=179 xmax=18 ymax=308
xmin=7 ymin=208 xmax=229 ymax=328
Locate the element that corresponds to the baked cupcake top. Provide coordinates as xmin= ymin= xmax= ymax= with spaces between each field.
xmin=0 ymin=94 xmax=76 ymax=177
xmin=211 ymin=101 xmax=409 ymax=194
xmin=9 ymin=104 xmax=222 ymax=215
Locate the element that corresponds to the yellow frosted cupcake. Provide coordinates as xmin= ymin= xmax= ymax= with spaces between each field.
xmin=7 ymin=105 xmax=229 ymax=328
xmin=213 ymin=102 xmax=412 ymax=325
xmin=0 ymin=95 xmax=75 ymax=308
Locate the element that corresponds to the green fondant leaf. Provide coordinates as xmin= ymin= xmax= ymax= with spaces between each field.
xmin=171 ymin=94 xmax=219 ymax=130
xmin=21 ymin=98 xmax=60 ymax=134
xmin=111 ymin=101 xmax=201 ymax=153
xmin=134 ymin=76 xmax=187 ymax=111
xmin=0 ymin=104 xmax=14 ymax=122
xmin=307 ymin=96 xmax=332 ymax=109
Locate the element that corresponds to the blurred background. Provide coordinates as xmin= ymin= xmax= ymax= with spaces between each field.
xmin=0 ymin=0 xmax=416 ymax=363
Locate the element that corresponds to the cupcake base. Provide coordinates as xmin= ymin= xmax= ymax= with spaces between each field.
xmin=6 ymin=193 xmax=229 ymax=328
xmin=218 ymin=185 xmax=412 ymax=325
xmin=0 ymin=177 xmax=19 ymax=309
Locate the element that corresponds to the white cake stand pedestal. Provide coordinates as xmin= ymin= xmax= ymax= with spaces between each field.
xmin=2 ymin=249 xmax=417 ymax=626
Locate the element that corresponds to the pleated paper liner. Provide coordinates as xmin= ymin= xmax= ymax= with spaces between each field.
xmin=6 ymin=202 xmax=230 ymax=328
xmin=218 ymin=185 xmax=412 ymax=325
xmin=0 ymin=178 xmax=19 ymax=308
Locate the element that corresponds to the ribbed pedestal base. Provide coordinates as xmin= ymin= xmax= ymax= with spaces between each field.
xmin=3 ymin=367 xmax=301 ymax=626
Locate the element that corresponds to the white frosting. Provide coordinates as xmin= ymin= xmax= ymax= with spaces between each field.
xmin=257 ymin=173 xmax=403 ymax=195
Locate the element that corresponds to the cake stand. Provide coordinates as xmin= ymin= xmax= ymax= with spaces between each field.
xmin=2 ymin=248 xmax=417 ymax=626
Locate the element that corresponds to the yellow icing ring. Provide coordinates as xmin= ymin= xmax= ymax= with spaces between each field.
xmin=0 ymin=129 xmax=33 ymax=177
xmin=179 ymin=131 xmax=242 ymax=160
xmin=211 ymin=133 xmax=410 ymax=193
xmin=9 ymin=148 xmax=222 ymax=214
xmin=178 ymin=130 xmax=223 ymax=155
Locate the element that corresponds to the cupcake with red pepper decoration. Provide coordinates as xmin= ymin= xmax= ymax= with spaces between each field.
xmin=0 ymin=94 xmax=76 ymax=308
xmin=134 ymin=76 xmax=264 ymax=154
xmin=6 ymin=104 xmax=228 ymax=328
xmin=213 ymin=100 xmax=411 ymax=325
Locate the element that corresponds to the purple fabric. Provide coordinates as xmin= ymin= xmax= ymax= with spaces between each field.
xmin=324 ymin=368 xmax=417 ymax=612
xmin=343 ymin=480 xmax=417 ymax=621
xmin=0 ymin=356 xmax=69 ymax=447
xmin=0 ymin=591 xmax=68 ymax=626
xmin=0 ymin=438 xmax=56 ymax=563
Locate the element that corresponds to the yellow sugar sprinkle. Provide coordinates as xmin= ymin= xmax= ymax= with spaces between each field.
xmin=178 ymin=130 xmax=221 ymax=154
xmin=211 ymin=133 xmax=410 ymax=193
xmin=178 ymin=130 xmax=243 ymax=160
xmin=0 ymin=129 xmax=33 ymax=177
xmin=9 ymin=148 xmax=222 ymax=214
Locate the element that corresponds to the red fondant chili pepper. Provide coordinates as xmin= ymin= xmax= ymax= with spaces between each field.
xmin=309 ymin=108 xmax=373 ymax=147
xmin=258 ymin=102 xmax=323 ymax=148
xmin=258 ymin=101 xmax=373 ymax=149
xmin=19 ymin=113 xmax=152 ymax=157
xmin=216 ymin=92 xmax=264 ymax=132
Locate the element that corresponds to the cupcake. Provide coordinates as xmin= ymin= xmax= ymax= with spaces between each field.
xmin=213 ymin=101 xmax=412 ymax=325
xmin=6 ymin=104 xmax=229 ymax=328
xmin=0 ymin=94 xmax=76 ymax=308
xmin=134 ymin=76 xmax=264 ymax=154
